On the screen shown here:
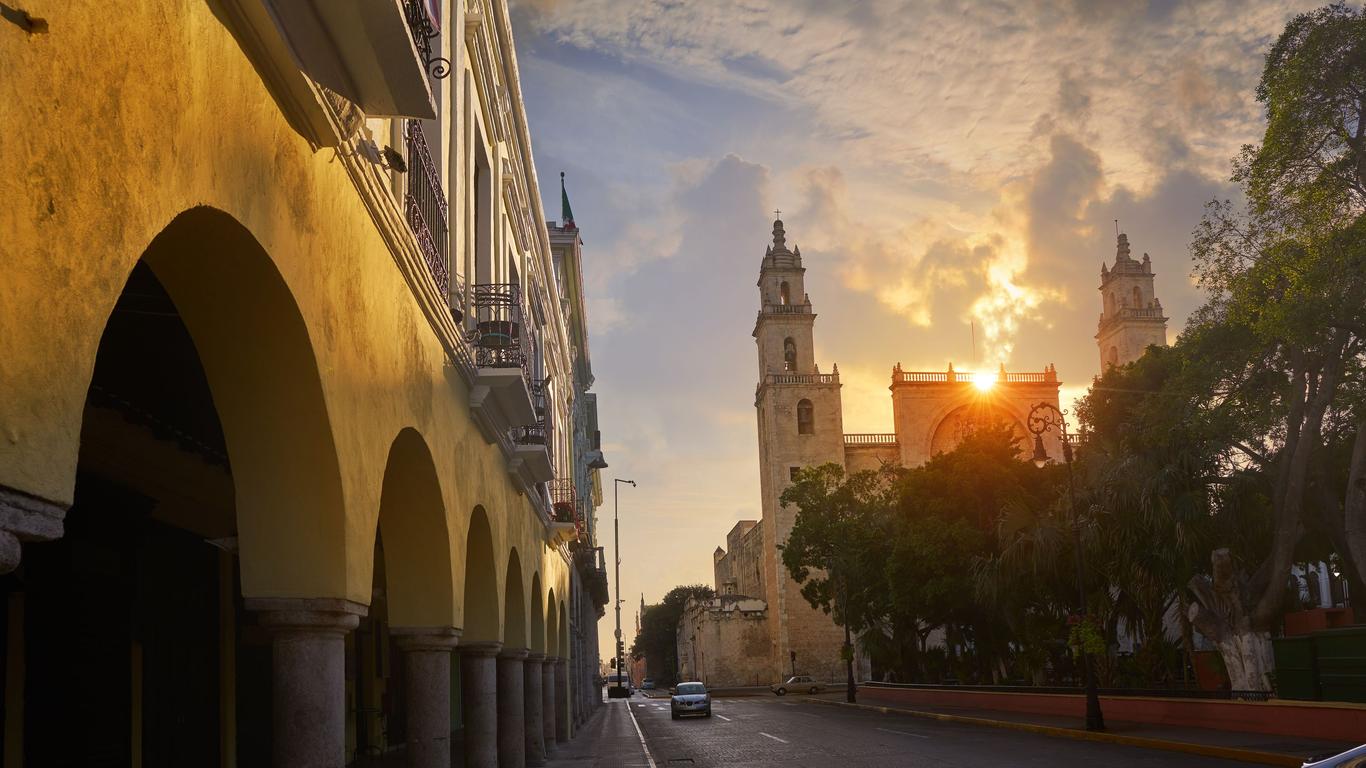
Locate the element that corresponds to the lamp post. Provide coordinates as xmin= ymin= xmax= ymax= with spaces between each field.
xmin=1026 ymin=402 xmax=1105 ymax=733
xmin=613 ymin=478 xmax=635 ymax=696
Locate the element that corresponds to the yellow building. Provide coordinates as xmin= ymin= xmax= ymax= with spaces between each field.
xmin=0 ymin=1 xmax=607 ymax=766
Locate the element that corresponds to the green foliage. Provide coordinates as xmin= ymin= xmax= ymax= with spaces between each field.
xmin=629 ymin=584 xmax=714 ymax=686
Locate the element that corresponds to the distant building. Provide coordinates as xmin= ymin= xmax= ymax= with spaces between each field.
xmin=1096 ymin=233 xmax=1169 ymax=369
xmin=697 ymin=217 xmax=1068 ymax=685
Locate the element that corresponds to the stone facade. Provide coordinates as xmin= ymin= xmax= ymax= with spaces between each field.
xmin=704 ymin=217 xmax=1068 ymax=686
xmin=676 ymin=595 xmax=772 ymax=687
xmin=1096 ymin=233 xmax=1170 ymax=369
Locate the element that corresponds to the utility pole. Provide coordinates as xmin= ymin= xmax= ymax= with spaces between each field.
xmin=613 ymin=478 xmax=635 ymax=696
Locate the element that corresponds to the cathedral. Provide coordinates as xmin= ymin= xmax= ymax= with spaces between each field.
xmin=677 ymin=218 xmax=1170 ymax=687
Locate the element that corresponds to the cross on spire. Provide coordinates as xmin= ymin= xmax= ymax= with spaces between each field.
xmin=774 ymin=209 xmax=781 ymax=220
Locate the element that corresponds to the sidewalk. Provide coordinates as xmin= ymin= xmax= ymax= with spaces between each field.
xmin=813 ymin=698 xmax=1360 ymax=767
xmin=546 ymin=700 xmax=653 ymax=768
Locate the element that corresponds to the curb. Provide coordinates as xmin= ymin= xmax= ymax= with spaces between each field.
xmin=807 ymin=698 xmax=1303 ymax=767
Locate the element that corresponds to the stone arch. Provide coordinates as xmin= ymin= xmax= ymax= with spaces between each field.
xmin=779 ymin=281 xmax=791 ymax=305
xmin=546 ymin=589 xmax=558 ymax=657
xmin=557 ymin=599 xmax=569 ymax=659
xmin=1106 ymin=346 xmax=1119 ymax=368
xmin=529 ymin=572 xmax=546 ymax=653
xmin=137 ymin=207 xmax=348 ymax=597
xmin=463 ymin=506 xmax=500 ymax=641
xmin=1132 ymin=285 xmax=1142 ymax=307
xmin=376 ymin=428 xmax=455 ymax=627
xmin=504 ymin=548 xmax=528 ymax=649
xmin=928 ymin=403 xmax=1027 ymax=458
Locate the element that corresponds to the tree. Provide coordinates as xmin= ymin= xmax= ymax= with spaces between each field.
xmin=1177 ymin=2 xmax=1366 ymax=687
xmin=629 ymin=584 xmax=713 ymax=686
xmin=780 ymin=462 xmax=898 ymax=698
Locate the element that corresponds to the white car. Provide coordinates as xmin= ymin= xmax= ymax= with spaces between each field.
xmin=771 ymin=675 xmax=826 ymax=695
xmin=670 ymin=682 xmax=712 ymax=719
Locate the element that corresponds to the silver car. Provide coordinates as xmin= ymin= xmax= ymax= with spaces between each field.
xmin=670 ymin=682 xmax=712 ymax=719
xmin=771 ymin=675 xmax=826 ymax=695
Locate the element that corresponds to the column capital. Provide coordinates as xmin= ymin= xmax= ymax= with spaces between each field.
xmin=545 ymin=655 xmax=563 ymax=664
xmin=459 ymin=640 xmax=503 ymax=658
xmin=392 ymin=626 xmax=461 ymax=652
xmin=499 ymin=646 xmax=530 ymax=661
xmin=0 ymin=484 xmax=68 ymax=573
xmin=525 ymin=652 xmax=547 ymax=663
xmin=245 ymin=597 xmax=366 ymax=634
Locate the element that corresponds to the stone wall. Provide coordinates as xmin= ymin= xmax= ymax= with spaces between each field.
xmin=676 ymin=596 xmax=772 ymax=687
xmin=843 ymin=443 xmax=900 ymax=474
xmin=714 ymin=520 xmax=765 ymax=598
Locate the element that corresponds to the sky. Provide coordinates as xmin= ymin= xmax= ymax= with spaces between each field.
xmin=506 ymin=0 xmax=1318 ymax=661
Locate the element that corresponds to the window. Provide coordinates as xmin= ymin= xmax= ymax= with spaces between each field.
xmin=783 ymin=337 xmax=797 ymax=371
xmin=1132 ymin=286 xmax=1142 ymax=307
xmin=797 ymin=399 xmax=814 ymax=434
xmin=789 ymin=466 xmax=800 ymax=481
xmin=1106 ymin=346 xmax=1119 ymax=368
xmin=779 ymin=281 xmax=791 ymax=305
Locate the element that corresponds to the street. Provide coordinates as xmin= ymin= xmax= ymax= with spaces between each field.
xmin=622 ymin=695 xmax=1264 ymax=767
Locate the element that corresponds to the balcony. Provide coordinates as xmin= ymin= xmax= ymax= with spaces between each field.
xmin=262 ymin=0 xmax=437 ymax=119
xmin=512 ymin=378 xmax=554 ymax=487
xmin=550 ymin=478 xmax=578 ymax=525
xmin=404 ymin=120 xmax=449 ymax=298
xmin=468 ymin=284 xmax=536 ymax=443
xmin=761 ymin=303 xmax=813 ymax=315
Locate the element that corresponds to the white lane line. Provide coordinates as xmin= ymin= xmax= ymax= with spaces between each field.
xmin=625 ymin=701 xmax=659 ymax=768
xmin=635 ymin=704 xmax=647 ymax=708
xmin=714 ymin=714 xmax=732 ymax=721
xmin=759 ymin=732 xmax=788 ymax=743
xmin=876 ymin=727 xmax=929 ymax=739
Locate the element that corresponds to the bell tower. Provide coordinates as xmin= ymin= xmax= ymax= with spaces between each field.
xmin=752 ymin=215 xmax=848 ymax=683
xmin=1096 ymin=232 xmax=1169 ymax=369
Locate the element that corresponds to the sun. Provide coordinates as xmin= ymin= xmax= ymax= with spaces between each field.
xmin=971 ymin=371 xmax=996 ymax=392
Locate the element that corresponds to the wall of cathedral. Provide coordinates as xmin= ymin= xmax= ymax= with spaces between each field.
xmin=843 ymin=442 xmax=900 ymax=474
xmin=677 ymin=595 xmax=772 ymax=687
xmin=714 ymin=520 xmax=765 ymax=598
xmin=890 ymin=376 xmax=1064 ymax=466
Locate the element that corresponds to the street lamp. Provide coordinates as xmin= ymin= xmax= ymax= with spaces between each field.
xmin=613 ymin=478 xmax=636 ymax=697
xmin=1025 ymin=402 xmax=1105 ymax=732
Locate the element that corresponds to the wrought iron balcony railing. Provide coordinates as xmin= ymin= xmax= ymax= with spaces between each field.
xmin=402 ymin=0 xmax=451 ymax=79
xmin=469 ymin=283 xmax=529 ymax=375
xmin=404 ymin=120 xmax=449 ymax=296
xmin=550 ymin=479 xmax=577 ymax=524
xmin=514 ymin=377 xmax=554 ymax=464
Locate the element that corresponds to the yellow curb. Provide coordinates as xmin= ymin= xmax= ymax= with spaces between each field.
xmin=807 ymin=698 xmax=1303 ymax=767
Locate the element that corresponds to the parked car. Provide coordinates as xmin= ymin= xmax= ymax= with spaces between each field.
xmin=670 ymin=681 xmax=712 ymax=719
xmin=771 ymin=675 xmax=826 ymax=695
xmin=1302 ymin=744 xmax=1366 ymax=767
xmin=641 ymin=679 xmax=656 ymax=690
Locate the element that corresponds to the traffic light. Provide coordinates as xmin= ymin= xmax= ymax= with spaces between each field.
xmin=610 ymin=657 xmax=617 ymax=669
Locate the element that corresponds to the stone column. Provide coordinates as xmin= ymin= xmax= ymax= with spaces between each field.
xmin=540 ymin=658 xmax=557 ymax=752
xmin=461 ymin=641 xmax=503 ymax=768
xmin=0 ymin=485 xmax=66 ymax=573
xmin=523 ymin=654 xmax=546 ymax=766
xmin=554 ymin=657 xmax=569 ymax=743
xmin=246 ymin=598 xmax=365 ymax=768
xmin=496 ymin=648 xmax=528 ymax=768
xmin=393 ymin=627 xmax=461 ymax=768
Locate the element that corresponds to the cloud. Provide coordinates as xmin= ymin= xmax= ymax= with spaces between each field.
xmin=509 ymin=0 xmax=1302 ymax=653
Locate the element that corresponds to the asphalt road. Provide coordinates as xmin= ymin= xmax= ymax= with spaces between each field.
xmin=626 ymin=694 xmax=1265 ymax=767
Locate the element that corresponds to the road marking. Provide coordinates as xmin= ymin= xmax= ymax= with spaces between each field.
xmin=759 ymin=732 xmax=788 ymax=743
xmin=636 ymin=704 xmax=647 ymax=708
xmin=876 ymin=727 xmax=929 ymax=739
xmin=626 ymin=701 xmax=659 ymax=768
xmin=714 ymin=714 xmax=732 ymax=721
